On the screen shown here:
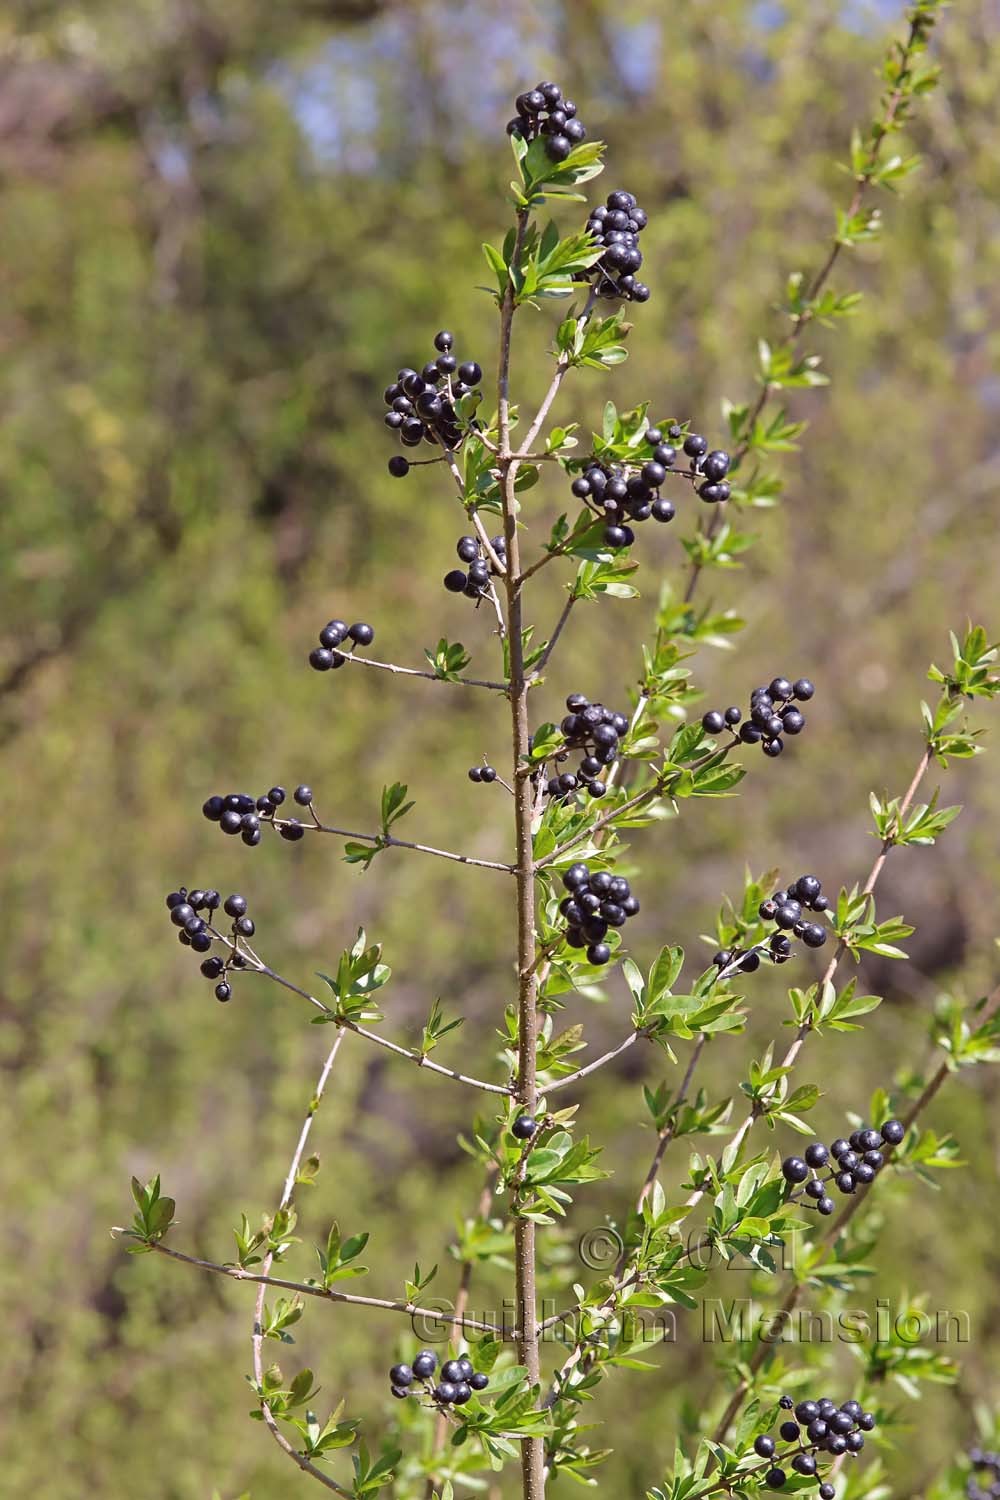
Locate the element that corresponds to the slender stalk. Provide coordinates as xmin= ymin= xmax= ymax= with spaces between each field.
xmin=147 ymin=1241 xmax=508 ymax=1334
xmin=517 ymin=287 xmax=597 ymax=457
xmin=267 ymin=814 xmax=514 ymax=874
xmin=634 ymin=1033 xmax=708 ymax=1209
xmin=545 ymin=1028 xmax=645 ymax=1093
xmin=683 ymin=734 xmax=938 ymax=1213
xmin=709 ymin=978 xmax=1000 ymax=1444
xmin=682 ymin=8 xmax=930 ymax=606
xmin=528 ymin=592 xmax=577 ymax=683
xmin=497 ymin=206 xmax=546 ymax=1500
xmin=339 ymin=653 xmax=506 ymax=692
xmin=253 ymin=965 xmax=513 ymax=1095
xmin=251 ymin=1031 xmax=353 ymax=1496
xmin=424 ymin=1168 xmax=499 ymax=1496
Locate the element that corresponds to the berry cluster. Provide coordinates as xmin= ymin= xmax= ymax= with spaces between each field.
xmin=701 ymin=675 xmax=815 ymax=759
xmin=584 ymin=189 xmax=650 ymax=303
xmin=712 ymin=873 xmax=829 ymax=977
xmin=568 ymin=428 xmax=733 ymax=551
xmin=507 ymin=81 xmax=586 ymax=163
xmin=202 ymin=784 xmax=314 ymax=845
xmin=967 ymin=1446 xmax=1000 ymax=1500
xmin=308 ymin=618 xmax=375 ymax=674
xmin=383 ymin=331 xmax=483 ymax=464
xmin=468 ymin=764 xmax=497 ymax=784
xmin=540 ymin=692 xmax=630 ymax=801
xmin=444 ymin=532 xmax=506 ymax=602
xmin=781 ymin=1117 xmax=905 ymax=1213
xmin=752 ymin=1394 xmax=878 ymax=1489
xmin=388 ymin=1350 xmax=489 ymax=1407
xmin=559 ymin=861 xmax=639 ymax=966
xmin=165 ymin=888 xmax=254 ymax=1001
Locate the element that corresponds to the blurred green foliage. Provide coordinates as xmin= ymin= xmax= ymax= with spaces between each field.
xmin=1 ymin=1 xmax=999 ymax=1495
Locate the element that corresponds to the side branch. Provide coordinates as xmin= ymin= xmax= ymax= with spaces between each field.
xmin=255 ymin=965 xmax=514 ymax=1096
xmin=709 ymin=977 xmax=1000 ymax=1445
xmin=684 ymin=733 xmax=938 ymax=1212
xmin=268 ymin=815 xmax=515 ymax=874
xmin=339 ymin=653 xmax=507 ymax=693
xmin=147 ymin=1241 xmax=509 ymax=1335
xmin=252 ymin=1031 xmax=352 ymax=1496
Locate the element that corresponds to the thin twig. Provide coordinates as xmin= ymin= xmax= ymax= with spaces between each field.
xmin=254 ymin=965 xmax=514 ymax=1096
xmin=268 ymin=814 xmax=515 ymax=873
xmin=517 ymin=287 xmax=598 ymax=457
xmin=251 ymin=1031 xmax=353 ymax=1496
xmin=709 ymin=978 xmax=1000 ymax=1444
xmin=681 ymin=8 xmax=929 ymax=607
xmin=148 ymin=1241 xmax=508 ymax=1334
xmin=339 ymin=653 xmax=506 ymax=692
xmin=545 ymin=1029 xmax=645 ymax=1093
xmin=683 ymin=733 xmax=939 ymax=1213
xmin=528 ymin=592 xmax=577 ymax=683
xmin=424 ymin=1167 xmax=500 ymax=1496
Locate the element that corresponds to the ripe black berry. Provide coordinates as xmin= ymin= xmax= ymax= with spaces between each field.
xmin=804 ymin=1142 xmax=829 ymax=1169
xmin=224 ymin=894 xmax=247 ymax=918
xmin=215 ymin=982 xmax=232 ymax=1002
xmin=434 ymin=1382 xmax=457 ymax=1404
xmin=469 ymin=1372 xmax=489 ymax=1391
xmin=754 ymin=1436 xmax=775 ymax=1458
xmin=293 ymin=785 xmax=313 ymax=806
xmin=441 ymin=1360 xmax=464 ymax=1383
xmin=390 ymin=1363 xmax=413 ymax=1387
xmin=452 ymin=1382 xmax=472 ymax=1404
xmin=779 ymin=1421 xmax=800 ymax=1442
xmin=765 ymin=1470 xmax=786 ymax=1490
xmin=201 ymin=956 xmax=225 ymax=979
xmin=778 ymin=1396 xmax=794 ymax=1410
xmin=512 ymin=1114 xmax=537 ymax=1140
xmin=413 ymin=1351 xmax=437 ymax=1379
xmin=348 ymin=623 xmax=374 ymax=647
xmin=820 ymin=1487 xmax=835 ymax=1500
xmin=388 ymin=456 xmax=410 ymax=477
xmin=794 ymin=1401 xmax=819 ymax=1424
xmin=170 ymin=903 xmax=195 ymax=928
xmin=701 ymin=710 xmax=725 ymax=734
xmin=781 ymin=1157 xmax=809 ymax=1184
xmin=881 ymin=1118 xmax=905 ymax=1145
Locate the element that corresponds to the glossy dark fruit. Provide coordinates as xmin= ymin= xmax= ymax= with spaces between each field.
xmin=215 ymin=982 xmax=232 ymax=1002
xmin=781 ymin=1157 xmax=809 ymax=1184
xmin=390 ymin=1364 xmax=413 ymax=1387
xmin=780 ymin=1421 xmax=800 ymax=1442
xmin=434 ymin=1382 xmax=458 ymax=1403
xmin=412 ymin=1351 xmax=437 ymax=1379
xmin=469 ymin=1371 xmax=489 ymax=1391
xmin=754 ymin=1436 xmax=776 ymax=1458
xmin=512 ymin=1114 xmax=537 ymax=1140
xmin=881 ymin=1118 xmax=905 ymax=1145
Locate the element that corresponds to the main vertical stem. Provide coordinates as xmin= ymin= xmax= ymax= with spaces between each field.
xmin=498 ymin=208 xmax=545 ymax=1500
